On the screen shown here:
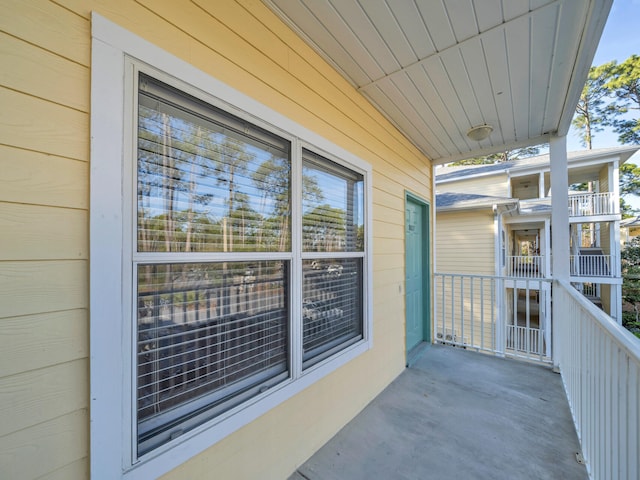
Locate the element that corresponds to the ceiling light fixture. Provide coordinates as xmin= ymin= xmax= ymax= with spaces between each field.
xmin=466 ymin=124 xmax=493 ymax=142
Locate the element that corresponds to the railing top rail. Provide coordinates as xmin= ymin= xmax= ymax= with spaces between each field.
xmin=434 ymin=272 xmax=552 ymax=283
xmin=569 ymin=191 xmax=613 ymax=196
xmin=557 ymin=279 xmax=640 ymax=362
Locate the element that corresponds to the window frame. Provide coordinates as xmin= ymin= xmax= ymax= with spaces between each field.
xmin=90 ymin=13 xmax=372 ymax=480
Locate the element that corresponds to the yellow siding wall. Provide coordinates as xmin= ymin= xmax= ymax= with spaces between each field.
xmin=511 ymin=177 xmax=539 ymax=200
xmin=436 ymin=209 xmax=496 ymax=275
xmin=600 ymin=222 xmax=611 ymax=255
xmin=601 ymin=283 xmax=612 ymax=314
xmin=434 ymin=209 xmax=496 ymax=349
xmin=0 ymin=1 xmax=432 ymax=479
xmin=599 ymin=164 xmax=610 ymax=193
xmin=438 ymin=173 xmax=508 ymax=197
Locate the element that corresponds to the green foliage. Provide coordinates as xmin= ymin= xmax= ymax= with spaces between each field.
xmin=604 ymin=54 xmax=640 ymax=145
xmin=572 ymin=55 xmax=640 ymax=146
xmin=617 ymin=163 xmax=640 ymax=218
xmin=621 ymin=312 xmax=640 ymax=338
xmin=449 ymin=145 xmax=544 ymax=166
xmin=620 ymin=197 xmax=637 ymax=219
xmin=621 ymin=237 xmax=640 ymax=337
xmin=302 ymin=204 xmax=347 ymax=251
xmin=622 ymin=236 xmax=640 ymax=271
xmin=620 ymin=163 xmax=640 ymax=196
xmin=572 ymin=62 xmax=617 ymax=148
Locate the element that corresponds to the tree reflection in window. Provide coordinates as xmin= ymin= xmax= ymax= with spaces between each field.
xmin=137 ymin=74 xmax=291 ymax=253
xmin=302 ymin=149 xmax=364 ymax=253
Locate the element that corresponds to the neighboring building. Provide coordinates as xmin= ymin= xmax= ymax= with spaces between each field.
xmin=435 ymin=147 xmax=640 ymax=358
xmin=621 ymin=215 xmax=640 ymax=246
xmin=0 ymin=1 xmax=614 ymax=480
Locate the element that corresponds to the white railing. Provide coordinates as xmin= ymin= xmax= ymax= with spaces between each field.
xmin=570 ymin=254 xmax=615 ymax=277
xmin=555 ymin=280 xmax=640 ymax=479
xmin=574 ymin=282 xmax=599 ymax=298
xmin=506 ymin=324 xmax=541 ymax=353
xmin=433 ymin=273 xmax=551 ymax=362
xmin=568 ymin=192 xmax=617 ymax=217
xmin=507 ymin=255 xmax=545 ymax=278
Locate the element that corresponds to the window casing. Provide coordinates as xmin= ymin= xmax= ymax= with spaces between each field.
xmin=129 ymin=71 xmax=369 ymax=457
xmin=90 ymin=15 xmax=372 ymax=478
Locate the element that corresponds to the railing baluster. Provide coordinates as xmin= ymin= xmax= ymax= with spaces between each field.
xmin=470 ymin=278 xmax=474 ymax=348
xmin=480 ymin=277 xmax=484 ymax=351
xmin=569 ymin=192 xmax=617 ymax=216
xmin=434 ymin=273 xmax=550 ymax=360
xmin=460 ymin=277 xmax=465 ymax=346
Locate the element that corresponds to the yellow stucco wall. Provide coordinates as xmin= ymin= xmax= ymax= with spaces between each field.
xmin=0 ymin=0 xmax=433 ymax=478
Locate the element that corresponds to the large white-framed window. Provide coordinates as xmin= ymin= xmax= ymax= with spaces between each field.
xmin=90 ymin=13 xmax=372 ymax=480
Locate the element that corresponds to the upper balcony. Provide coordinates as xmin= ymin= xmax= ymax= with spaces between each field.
xmin=519 ymin=191 xmax=619 ymax=220
xmin=507 ymin=253 xmax=617 ymax=279
xmin=568 ymin=191 xmax=618 ymax=218
xmin=507 ymin=255 xmax=545 ymax=278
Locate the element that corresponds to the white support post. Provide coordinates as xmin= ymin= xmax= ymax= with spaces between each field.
xmin=550 ymin=136 xmax=570 ymax=281
xmin=544 ymin=218 xmax=551 ymax=278
xmin=539 ymin=171 xmax=545 ymax=199
xmin=611 ymin=160 xmax=622 ymax=322
xmin=611 ymin=160 xmax=620 ymax=213
xmin=550 ymin=135 xmax=569 ymax=370
xmin=610 ymin=284 xmax=622 ymax=325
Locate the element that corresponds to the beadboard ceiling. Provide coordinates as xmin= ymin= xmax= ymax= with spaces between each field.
xmin=264 ymin=0 xmax=612 ymax=164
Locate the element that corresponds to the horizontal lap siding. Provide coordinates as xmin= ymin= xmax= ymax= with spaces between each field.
xmin=435 ymin=210 xmax=497 ymax=350
xmin=601 ymin=283 xmax=612 ymax=314
xmin=436 ymin=210 xmax=496 ymax=275
xmin=600 ymin=221 xmax=612 ymax=255
xmin=0 ymin=1 xmax=432 ymax=480
xmin=0 ymin=0 xmax=91 ymax=478
xmin=438 ymin=173 xmax=508 ymax=197
xmin=599 ymin=164 xmax=610 ymax=194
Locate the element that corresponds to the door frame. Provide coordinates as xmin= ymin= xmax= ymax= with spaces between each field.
xmin=404 ymin=191 xmax=431 ymax=359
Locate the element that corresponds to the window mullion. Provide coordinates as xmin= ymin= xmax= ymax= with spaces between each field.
xmin=290 ymin=138 xmax=303 ymax=379
xmin=300 ymin=252 xmax=366 ymax=260
xmin=132 ymin=252 xmax=294 ymax=264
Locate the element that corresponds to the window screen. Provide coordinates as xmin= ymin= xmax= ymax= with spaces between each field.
xmin=136 ymin=261 xmax=288 ymax=453
xmin=301 ymin=149 xmax=365 ymax=367
xmin=135 ymin=74 xmax=291 ymax=454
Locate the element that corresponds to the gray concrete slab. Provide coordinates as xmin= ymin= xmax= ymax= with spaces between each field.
xmin=290 ymin=345 xmax=587 ymax=480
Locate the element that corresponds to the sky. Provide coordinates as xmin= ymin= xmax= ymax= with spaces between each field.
xmin=565 ymin=0 xmax=640 ymax=207
xmin=567 ymin=0 xmax=640 ymax=152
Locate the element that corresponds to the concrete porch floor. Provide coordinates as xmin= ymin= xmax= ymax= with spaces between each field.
xmin=289 ymin=344 xmax=587 ymax=480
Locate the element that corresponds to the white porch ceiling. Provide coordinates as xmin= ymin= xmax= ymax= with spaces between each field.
xmin=264 ymin=0 xmax=612 ymax=164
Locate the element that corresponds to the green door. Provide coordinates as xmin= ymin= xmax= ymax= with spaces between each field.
xmin=405 ymin=196 xmax=430 ymax=354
